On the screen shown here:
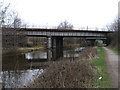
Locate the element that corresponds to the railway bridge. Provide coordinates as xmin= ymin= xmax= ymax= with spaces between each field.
xmin=3 ymin=28 xmax=112 ymax=60
xmin=20 ymin=28 xmax=112 ymax=60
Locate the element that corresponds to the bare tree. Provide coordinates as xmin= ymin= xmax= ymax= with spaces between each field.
xmin=0 ymin=1 xmax=25 ymax=28
xmin=0 ymin=1 xmax=10 ymax=27
xmin=106 ymin=17 xmax=118 ymax=31
xmin=107 ymin=17 xmax=120 ymax=50
xmin=1 ymin=1 xmax=27 ymax=49
xmin=11 ymin=12 xmax=22 ymax=28
xmin=57 ymin=20 xmax=73 ymax=29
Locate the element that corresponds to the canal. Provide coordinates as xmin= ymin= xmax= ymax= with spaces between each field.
xmin=2 ymin=47 xmax=86 ymax=88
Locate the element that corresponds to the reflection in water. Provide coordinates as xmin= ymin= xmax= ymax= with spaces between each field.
xmin=25 ymin=47 xmax=85 ymax=60
xmin=2 ymin=47 xmax=85 ymax=88
xmin=74 ymin=47 xmax=86 ymax=51
xmin=63 ymin=47 xmax=85 ymax=58
xmin=63 ymin=51 xmax=80 ymax=58
xmin=2 ymin=69 xmax=44 ymax=88
xmin=25 ymin=51 xmax=47 ymax=60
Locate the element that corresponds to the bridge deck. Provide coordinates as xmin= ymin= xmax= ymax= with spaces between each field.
xmin=2 ymin=28 xmax=112 ymax=38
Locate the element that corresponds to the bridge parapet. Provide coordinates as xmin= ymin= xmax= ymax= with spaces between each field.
xmin=23 ymin=29 xmax=108 ymax=37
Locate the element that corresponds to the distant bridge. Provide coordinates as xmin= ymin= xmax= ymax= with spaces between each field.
xmin=20 ymin=28 xmax=113 ymax=60
xmin=21 ymin=28 xmax=111 ymax=38
xmin=3 ymin=28 xmax=113 ymax=60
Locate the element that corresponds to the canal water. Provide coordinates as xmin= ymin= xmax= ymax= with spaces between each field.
xmin=2 ymin=47 xmax=86 ymax=88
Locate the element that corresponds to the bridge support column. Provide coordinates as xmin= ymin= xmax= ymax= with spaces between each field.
xmin=52 ymin=37 xmax=57 ymax=60
xmin=57 ymin=37 xmax=63 ymax=59
xmin=47 ymin=36 xmax=52 ymax=60
xmin=52 ymin=37 xmax=63 ymax=60
xmin=47 ymin=36 xmax=63 ymax=60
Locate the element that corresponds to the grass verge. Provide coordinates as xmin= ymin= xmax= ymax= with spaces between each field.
xmin=92 ymin=47 xmax=112 ymax=88
xmin=107 ymin=46 xmax=120 ymax=55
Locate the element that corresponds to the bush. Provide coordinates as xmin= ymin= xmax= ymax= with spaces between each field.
xmin=26 ymin=47 xmax=97 ymax=88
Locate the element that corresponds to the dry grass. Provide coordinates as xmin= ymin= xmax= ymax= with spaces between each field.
xmin=18 ymin=46 xmax=45 ymax=53
xmin=26 ymin=47 xmax=97 ymax=88
xmin=80 ymin=47 xmax=97 ymax=60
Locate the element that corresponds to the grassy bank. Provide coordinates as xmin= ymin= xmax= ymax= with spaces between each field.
xmin=107 ymin=46 xmax=120 ymax=55
xmin=3 ymin=46 xmax=45 ymax=55
xmin=18 ymin=46 xmax=45 ymax=54
xmin=92 ymin=47 xmax=112 ymax=88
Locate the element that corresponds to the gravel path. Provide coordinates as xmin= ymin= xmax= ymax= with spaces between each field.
xmin=103 ymin=47 xmax=118 ymax=88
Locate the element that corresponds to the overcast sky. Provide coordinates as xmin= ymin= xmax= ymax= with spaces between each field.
xmin=5 ymin=0 xmax=119 ymax=29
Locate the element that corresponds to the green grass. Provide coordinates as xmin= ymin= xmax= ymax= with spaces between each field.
xmin=92 ymin=47 xmax=112 ymax=88
xmin=107 ymin=46 xmax=120 ymax=55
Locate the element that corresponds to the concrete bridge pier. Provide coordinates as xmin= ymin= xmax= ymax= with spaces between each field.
xmin=47 ymin=36 xmax=63 ymax=60
xmin=52 ymin=37 xmax=63 ymax=60
xmin=47 ymin=36 xmax=52 ymax=60
xmin=51 ymin=37 xmax=57 ymax=60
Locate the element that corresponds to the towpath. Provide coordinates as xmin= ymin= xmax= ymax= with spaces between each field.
xmin=104 ymin=47 xmax=118 ymax=88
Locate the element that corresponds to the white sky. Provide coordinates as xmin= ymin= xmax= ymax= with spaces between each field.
xmin=5 ymin=0 xmax=119 ymax=29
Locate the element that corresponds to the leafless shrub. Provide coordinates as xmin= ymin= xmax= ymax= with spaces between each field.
xmin=25 ymin=47 xmax=97 ymax=88
xmin=79 ymin=47 xmax=97 ymax=60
